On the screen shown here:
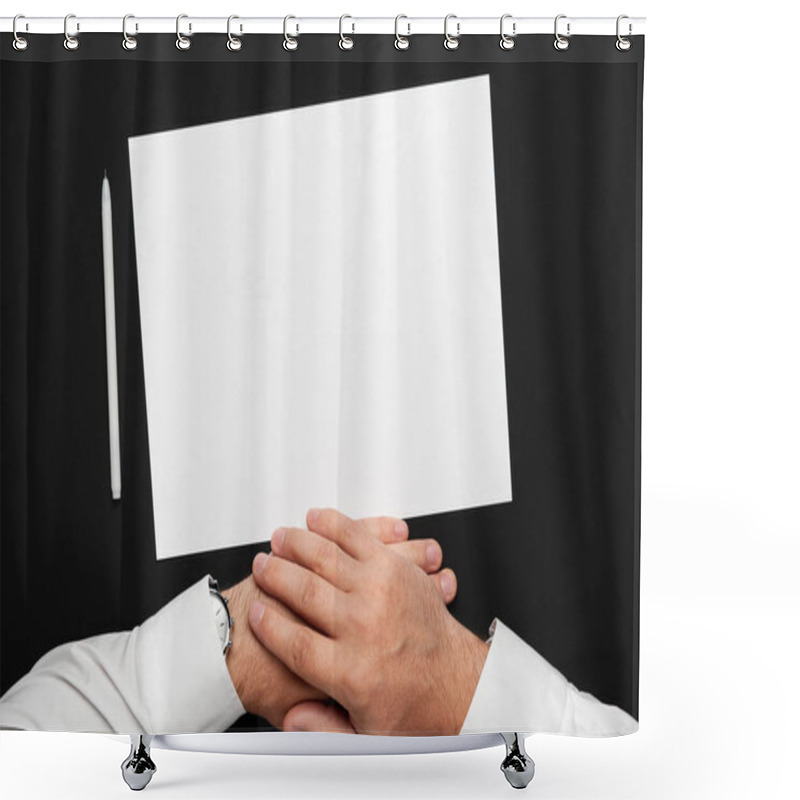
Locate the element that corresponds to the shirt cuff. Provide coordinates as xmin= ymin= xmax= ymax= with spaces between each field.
xmin=138 ymin=574 xmax=246 ymax=733
xmin=0 ymin=575 xmax=246 ymax=734
xmin=459 ymin=618 xmax=638 ymax=737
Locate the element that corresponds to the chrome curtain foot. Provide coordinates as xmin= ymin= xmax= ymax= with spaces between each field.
xmin=121 ymin=735 xmax=157 ymax=791
xmin=500 ymin=732 xmax=535 ymax=789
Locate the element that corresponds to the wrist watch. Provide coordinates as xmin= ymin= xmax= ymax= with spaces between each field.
xmin=208 ymin=576 xmax=234 ymax=655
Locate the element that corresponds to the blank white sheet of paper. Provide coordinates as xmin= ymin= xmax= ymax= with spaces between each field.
xmin=129 ymin=75 xmax=511 ymax=561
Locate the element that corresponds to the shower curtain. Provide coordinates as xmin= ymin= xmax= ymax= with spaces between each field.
xmin=0 ymin=25 xmax=644 ymax=739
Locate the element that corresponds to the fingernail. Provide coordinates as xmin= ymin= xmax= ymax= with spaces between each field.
xmin=441 ymin=570 xmax=456 ymax=598
xmin=394 ymin=520 xmax=408 ymax=540
xmin=272 ymin=528 xmax=285 ymax=551
xmin=427 ymin=542 xmax=439 ymax=567
xmin=249 ymin=601 xmax=266 ymax=626
xmin=253 ymin=552 xmax=268 ymax=573
xmin=308 ymin=508 xmax=320 ymax=523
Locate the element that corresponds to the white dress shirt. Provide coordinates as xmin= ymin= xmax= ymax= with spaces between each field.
xmin=0 ymin=575 xmax=637 ymax=737
xmin=0 ymin=576 xmax=244 ymax=734
xmin=460 ymin=619 xmax=638 ymax=736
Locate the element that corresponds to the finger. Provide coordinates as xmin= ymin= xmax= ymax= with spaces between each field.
xmin=358 ymin=516 xmax=409 ymax=544
xmin=248 ymin=600 xmax=339 ymax=702
xmin=270 ymin=527 xmax=358 ymax=592
xmin=429 ymin=568 xmax=457 ymax=605
xmin=387 ymin=538 xmax=443 ymax=573
xmin=252 ymin=553 xmax=345 ymax=637
xmin=306 ymin=508 xmax=378 ymax=561
xmin=251 ymin=580 xmax=305 ymax=623
xmin=282 ymin=701 xmax=356 ymax=734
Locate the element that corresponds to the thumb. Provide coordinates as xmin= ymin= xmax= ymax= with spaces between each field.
xmin=283 ymin=701 xmax=356 ymax=734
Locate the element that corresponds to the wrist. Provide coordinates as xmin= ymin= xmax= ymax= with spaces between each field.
xmin=443 ymin=617 xmax=489 ymax=734
xmin=222 ymin=577 xmax=259 ymax=712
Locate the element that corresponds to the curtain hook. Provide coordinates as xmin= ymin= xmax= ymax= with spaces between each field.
xmin=616 ymin=15 xmax=632 ymax=51
xmin=500 ymin=14 xmax=516 ymax=50
xmin=176 ymin=14 xmax=191 ymax=50
xmin=63 ymin=13 xmax=79 ymax=51
xmin=394 ymin=14 xmax=410 ymax=50
xmin=283 ymin=15 xmax=298 ymax=51
xmin=12 ymin=14 xmax=28 ymax=51
xmin=122 ymin=14 xmax=138 ymax=51
xmin=227 ymin=15 xmax=242 ymax=51
xmin=443 ymin=13 xmax=460 ymax=51
xmin=338 ymin=14 xmax=355 ymax=50
xmin=554 ymin=14 xmax=570 ymax=51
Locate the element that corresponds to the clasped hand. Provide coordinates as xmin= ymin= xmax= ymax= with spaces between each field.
xmin=224 ymin=509 xmax=488 ymax=735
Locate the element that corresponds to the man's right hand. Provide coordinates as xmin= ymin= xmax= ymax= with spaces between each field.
xmin=223 ymin=514 xmax=457 ymax=728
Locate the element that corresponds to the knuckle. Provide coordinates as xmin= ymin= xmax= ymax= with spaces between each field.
xmin=340 ymin=525 xmax=358 ymax=552
xmin=310 ymin=538 xmax=334 ymax=574
xmin=299 ymin=573 xmax=318 ymax=609
xmin=289 ymin=626 xmax=313 ymax=672
xmin=384 ymin=550 xmax=405 ymax=579
xmin=258 ymin=553 xmax=277 ymax=583
xmin=366 ymin=516 xmax=390 ymax=541
xmin=368 ymin=579 xmax=393 ymax=620
xmin=280 ymin=529 xmax=296 ymax=557
xmin=344 ymin=598 xmax=370 ymax=636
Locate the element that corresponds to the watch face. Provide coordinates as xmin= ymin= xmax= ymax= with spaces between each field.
xmin=213 ymin=600 xmax=229 ymax=648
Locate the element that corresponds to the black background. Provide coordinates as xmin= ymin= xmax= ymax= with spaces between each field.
xmin=1 ymin=34 xmax=643 ymax=728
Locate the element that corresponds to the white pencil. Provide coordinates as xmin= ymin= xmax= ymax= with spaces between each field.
xmin=102 ymin=171 xmax=122 ymax=500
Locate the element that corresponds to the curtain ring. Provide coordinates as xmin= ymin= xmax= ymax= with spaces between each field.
xmin=176 ymin=14 xmax=191 ymax=50
xmin=553 ymin=14 xmax=570 ymax=51
xmin=339 ymin=14 xmax=355 ymax=50
xmin=616 ymin=15 xmax=632 ymax=51
xmin=227 ymin=15 xmax=242 ymax=51
xmin=394 ymin=14 xmax=410 ymax=50
xmin=12 ymin=14 xmax=28 ymax=51
xmin=443 ymin=14 xmax=460 ymax=51
xmin=499 ymin=14 xmax=516 ymax=50
xmin=122 ymin=15 xmax=138 ymax=51
xmin=63 ymin=13 xmax=79 ymax=51
xmin=283 ymin=15 xmax=299 ymax=51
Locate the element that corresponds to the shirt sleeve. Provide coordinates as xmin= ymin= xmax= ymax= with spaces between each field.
xmin=459 ymin=618 xmax=638 ymax=737
xmin=0 ymin=575 xmax=246 ymax=734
